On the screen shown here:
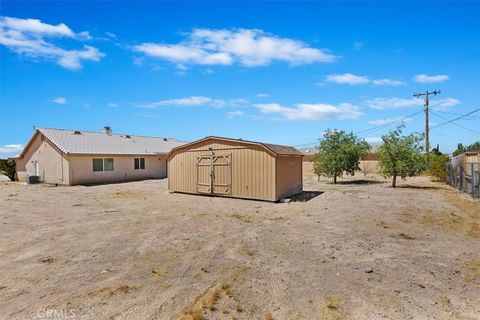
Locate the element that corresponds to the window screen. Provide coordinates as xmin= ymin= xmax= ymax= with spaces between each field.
xmin=134 ymin=158 xmax=140 ymax=170
xmin=140 ymin=158 xmax=145 ymax=169
xmin=93 ymin=159 xmax=103 ymax=172
xmin=104 ymin=158 xmax=114 ymax=171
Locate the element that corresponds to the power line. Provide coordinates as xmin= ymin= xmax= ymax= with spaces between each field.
xmin=293 ymin=109 xmax=423 ymax=147
xmin=434 ymin=110 xmax=480 ymax=120
xmin=354 ymin=110 xmax=423 ymax=135
xmin=430 ymin=110 xmax=480 ymax=135
xmin=430 ymin=107 xmax=480 ymax=131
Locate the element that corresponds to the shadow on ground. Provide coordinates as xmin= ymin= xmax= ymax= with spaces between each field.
xmin=289 ymin=191 xmax=324 ymax=202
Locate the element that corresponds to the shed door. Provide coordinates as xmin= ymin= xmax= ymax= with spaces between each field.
xmin=212 ymin=154 xmax=231 ymax=195
xmin=195 ymin=153 xmax=231 ymax=195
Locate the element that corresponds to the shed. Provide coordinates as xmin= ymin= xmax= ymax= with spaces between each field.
xmin=166 ymin=136 xmax=303 ymax=201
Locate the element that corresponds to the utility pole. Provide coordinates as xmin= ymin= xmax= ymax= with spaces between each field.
xmin=413 ymin=90 xmax=441 ymax=164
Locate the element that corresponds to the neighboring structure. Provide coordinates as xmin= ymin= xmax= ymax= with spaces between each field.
xmin=298 ymin=147 xmax=318 ymax=162
xmin=167 ymin=136 xmax=303 ymax=201
xmin=13 ymin=127 xmax=185 ymax=185
xmin=447 ymin=150 xmax=480 ymax=198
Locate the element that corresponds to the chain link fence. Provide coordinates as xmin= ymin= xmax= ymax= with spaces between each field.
xmin=447 ymin=160 xmax=480 ymax=198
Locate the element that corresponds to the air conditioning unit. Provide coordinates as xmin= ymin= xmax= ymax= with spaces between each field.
xmin=27 ymin=175 xmax=41 ymax=184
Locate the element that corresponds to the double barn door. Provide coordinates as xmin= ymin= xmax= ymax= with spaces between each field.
xmin=195 ymin=153 xmax=232 ymax=195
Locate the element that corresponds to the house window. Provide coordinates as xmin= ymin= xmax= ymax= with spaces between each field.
xmin=104 ymin=158 xmax=114 ymax=171
xmin=134 ymin=158 xmax=145 ymax=170
xmin=93 ymin=159 xmax=103 ymax=172
xmin=93 ymin=158 xmax=114 ymax=172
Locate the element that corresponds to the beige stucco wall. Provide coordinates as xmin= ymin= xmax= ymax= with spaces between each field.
xmin=68 ymin=154 xmax=166 ymax=185
xmin=15 ymin=133 xmax=69 ymax=184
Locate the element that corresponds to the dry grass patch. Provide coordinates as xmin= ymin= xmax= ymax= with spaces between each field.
xmin=179 ymin=283 xmax=240 ymax=320
xmin=401 ymin=204 xmax=480 ymax=238
xmin=462 ymin=257 xmax=480 ymax=286
xmin=87 ymin=284 xmax=137 ymax=298
xmin=237 ymin=241 xmax=255 ymax=257
xmin=376 ymin=220 xmax=389 ymax=229
xmin=319 ymin=294 xmax=343 ymax=320
xmin=230 ymin=213 xmax=254 ymax=223
xmin=397 ymin=232 xmax=415 ymax=240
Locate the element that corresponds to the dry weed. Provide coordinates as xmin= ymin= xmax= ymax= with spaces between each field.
xmin=462 ymin=257 xmax=480 ymax=286
xmin=397 ymin=232 xmax=415 ymax=240
xmin=319 ymin=294 xmax=343 ymax=320
xmin=237 ymin=241 xmax=255 ymax=257
xmin=230 ymin=213 xmax=254 ymax=223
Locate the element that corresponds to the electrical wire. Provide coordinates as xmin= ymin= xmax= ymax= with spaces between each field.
xmin=430 ymin=110 xmax=480 ymax=135
xmin=430 ymin=108 xmax=480 ymax=132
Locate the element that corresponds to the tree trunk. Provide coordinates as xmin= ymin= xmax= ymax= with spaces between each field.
xmin=334 ymin=175 xmax=337 ymax=184
xmin=392 ymin=175 xmax=397 ymax=188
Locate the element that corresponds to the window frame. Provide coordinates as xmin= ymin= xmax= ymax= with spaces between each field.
xmin=92 ymin=158 xmax=114 ymax=172
xmin=92 ymin=158 xmax=104 ymax=172
xmin=134 ymin=157 xmax=146 ymax=170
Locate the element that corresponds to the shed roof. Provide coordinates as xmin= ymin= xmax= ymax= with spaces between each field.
xmin=18 ymin=128 xmax=186 ymax=157
xmin=168 ymin=136 xmax=303 ymax=157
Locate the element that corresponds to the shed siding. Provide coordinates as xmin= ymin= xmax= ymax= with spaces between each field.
xmin=68 ymin=155 xmax=166 ymax=185
xmin=275 ymin=156 xmax=303 ymax=200
xmin=168 ymin=139 xmax=277 ymax=201
xmin=15 ymin=133 xmax=69 ymax=184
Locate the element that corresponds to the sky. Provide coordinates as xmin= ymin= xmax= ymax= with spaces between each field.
xmin=1 ymin=1 xmax=479 ymax=158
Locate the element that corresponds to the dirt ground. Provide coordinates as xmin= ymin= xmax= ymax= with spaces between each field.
xmin=0 ymin=164 xmax=479 ymax=320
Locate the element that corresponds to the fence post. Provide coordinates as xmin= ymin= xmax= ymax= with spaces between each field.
xmin=472 ymin=163 xmax=476 ymax=198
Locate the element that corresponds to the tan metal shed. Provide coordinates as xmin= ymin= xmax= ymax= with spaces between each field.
xmin=166 ymin=136 xmax=303 ymax=201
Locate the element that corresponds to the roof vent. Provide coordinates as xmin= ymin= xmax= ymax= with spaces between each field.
xmin=163 ymin=138 xmax=168 ymax=141
xmin=104 ymin=126 xmax=112 ymax=135
xmin=125 ymin=135 xmax=131 ymax=138
xmin=73 ymin=130 xmax=81 ymax=135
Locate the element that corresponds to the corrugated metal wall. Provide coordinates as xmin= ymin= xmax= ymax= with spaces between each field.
xmin=275 ymin=155 xmax=303 ymax=200
xmin=168 ymin=139 xmax=278 ymax=201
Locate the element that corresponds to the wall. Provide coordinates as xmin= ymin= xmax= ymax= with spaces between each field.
xmin=275 ymin=156 xmax=303 ymax=199
xmin=68 ymin=155 xmax=166 ymax=185
xmin=14 ymin=133 xmax=70 ymax=184
xmin=168 ymin=139 xmax=277 ymax=201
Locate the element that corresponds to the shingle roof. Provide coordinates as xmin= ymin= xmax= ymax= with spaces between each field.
xmin=21 ymin=128 xmax=186 ymax=156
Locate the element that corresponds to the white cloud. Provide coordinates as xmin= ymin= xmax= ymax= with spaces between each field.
xmin=365 ymin=97 xmax=424 ymax=109
xmin=0 ymin=144 xmax=24 ymax=156
xmin=52 ymin=96 xmax=67 ymax=104
xmin=365 ymin=137 xmax=382 ymax=145
xmin=365 ymin=97 xmax=460 ymax=110
xmin=413 ymin=74 xmax=449 ymax=83
xmin=368 ymin=117 xmax=411 ymax=126
xmin=227 ymin=110 xmax=244 ymax=118
xmin=0 ymin=16 xmax=104 ymax=70
xmin=138 ymin=96 xmax=248 ymax=109
xmin=372 ymin=78 xmax=405 ymax=86
xmin=253 ymin=102 xmax=362 ymax=121
xmin=133 ymin=28 xmax=336 ymax=67
xmin=256 ymin=93 xmax=269 ymax=98
xmin=108 ymin=102 xmax=119 ymax=107
xmin=325 ymin=73 xmax=369 ymax=85
xmin=353 ymin=42 xmax=363 ymax=50
xmin=431 ymin=98 xmax=460 ymax=110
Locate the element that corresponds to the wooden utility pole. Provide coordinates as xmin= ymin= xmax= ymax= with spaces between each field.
xmin=413 ymin=90 xmax=441 ymax=164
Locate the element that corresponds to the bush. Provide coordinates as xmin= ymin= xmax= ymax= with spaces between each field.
xmin=428 ymin=153 xmax=449 ymax=182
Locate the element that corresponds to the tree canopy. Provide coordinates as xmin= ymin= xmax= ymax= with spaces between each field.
xmin=452 ymin=141 xmax=480 ymax=156
xmin=378 ymin=126 xmax=426 ymax=188
xmin=313 ymin=130 xmax=370 ymax=184
xmin=0 ymin=159 xmax=16 ymax=181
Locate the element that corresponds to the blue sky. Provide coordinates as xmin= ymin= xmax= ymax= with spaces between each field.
xmin=1 ymin=1 xmax=479 ymax=157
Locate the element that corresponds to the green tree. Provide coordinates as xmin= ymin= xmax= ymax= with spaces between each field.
xmin=0 ymin=159 xmax=16 ymax=181
xmin=428 ymin=153 xmax=449 ymax=182
xmin=378 ymin=126 xmax=426 ymax=188
xmin=453 ymin=141 xmax=480 ymax=156
xmin=313 ymin=130 xmax=370 ymax=184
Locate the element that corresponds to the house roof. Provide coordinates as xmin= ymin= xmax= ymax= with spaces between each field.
xmin=168 ymin=136 xmax=303 ymax=157
xmin=18 ymin=128 xmax=186 ymax=157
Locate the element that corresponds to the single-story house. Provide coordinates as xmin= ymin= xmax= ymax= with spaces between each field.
xmin=166 ymin=136 xmax=303 ymax=201
xmin=13 ymin=127 xmax=185 ymax=185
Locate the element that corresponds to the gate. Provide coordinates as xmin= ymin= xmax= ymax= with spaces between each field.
xmin=195 ymin=153 xmax=231 ymax=195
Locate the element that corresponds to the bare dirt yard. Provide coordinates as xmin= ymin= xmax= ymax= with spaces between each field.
xmin=0 ymin=164 xmax=479 ymax=320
